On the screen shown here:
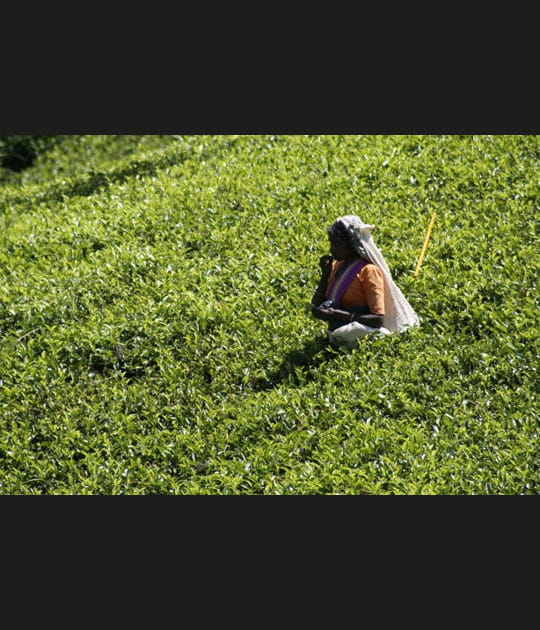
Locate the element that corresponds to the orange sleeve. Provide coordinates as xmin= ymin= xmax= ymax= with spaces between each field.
xmin=360 ymin=265 xmax=385 ymax=315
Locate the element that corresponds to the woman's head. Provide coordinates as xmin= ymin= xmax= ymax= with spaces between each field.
xmin=327 ymin=215 xmax=373 ymax=261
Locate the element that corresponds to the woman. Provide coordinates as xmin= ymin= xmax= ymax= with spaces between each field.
xmin=311 ymin=215 xmax=420 ymax=348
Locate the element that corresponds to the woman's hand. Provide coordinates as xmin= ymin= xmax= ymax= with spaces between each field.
xmin=311 ymin=304 xmax=328 ymax=320
xmin=319 ymin=254 xmax=333 ymax=277
xmin=311 ymin=304 xmax=348 ymax=322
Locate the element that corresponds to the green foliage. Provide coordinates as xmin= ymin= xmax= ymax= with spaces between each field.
xmin=0 ymin=134 xmax=538 ymax=494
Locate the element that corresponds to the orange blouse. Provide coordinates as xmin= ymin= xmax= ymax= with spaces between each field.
xmin=326 ymin=261 xmax=385 ymax=315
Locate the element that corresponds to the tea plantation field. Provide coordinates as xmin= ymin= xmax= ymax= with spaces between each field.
xmin=0 ymin=134 xmax=538 ymax=494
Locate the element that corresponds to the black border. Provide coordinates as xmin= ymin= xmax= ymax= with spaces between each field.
xmin=2 ymin=5 xmax=538 ymax=135
xmin=2 ymin=61 xmax=538 ymax=134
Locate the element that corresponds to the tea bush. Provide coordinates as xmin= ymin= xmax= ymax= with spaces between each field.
xmin=0 ymin=134 xmax=538 ymax=494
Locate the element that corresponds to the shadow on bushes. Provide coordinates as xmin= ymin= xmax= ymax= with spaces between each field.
xmin=252 ymin=335 xmax=342 ymax=391
xmin=0 ymin=135 xmax=60 ymax=173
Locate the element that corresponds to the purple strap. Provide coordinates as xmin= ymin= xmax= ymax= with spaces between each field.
xmin=327 ymin=259 xmax=367 ymax=306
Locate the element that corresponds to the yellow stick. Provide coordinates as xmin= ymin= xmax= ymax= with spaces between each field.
xmin=414 ymin=212 xmax=436 ymax=278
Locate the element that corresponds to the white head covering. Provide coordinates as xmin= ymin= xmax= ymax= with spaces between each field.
xmin=329 ymin=215 xmax=420 ymax=333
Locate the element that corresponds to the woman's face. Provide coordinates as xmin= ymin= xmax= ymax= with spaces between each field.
xmin=329 ymin=234 xmax=355 ymax=261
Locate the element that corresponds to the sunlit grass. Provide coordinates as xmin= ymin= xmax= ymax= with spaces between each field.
xmin=0 ymin=134 xmax=538 ymax=494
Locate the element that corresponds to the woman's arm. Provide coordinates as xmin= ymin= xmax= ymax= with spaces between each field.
xmin=311 ymin=254 xmax=333 ymax=308
xmin=313 ymin=306 xmax=384 ymax=328
xmin=350 ymin=311 xmax=384 ymax=328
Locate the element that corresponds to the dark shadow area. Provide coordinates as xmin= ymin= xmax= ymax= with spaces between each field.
xmin=0 ymin=135 xmax=60 ymax=173
xmin=3 ymin=149 xmax=191 ymax=209
xmin=252 ymin=334 xmax=344 ymax=391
